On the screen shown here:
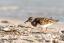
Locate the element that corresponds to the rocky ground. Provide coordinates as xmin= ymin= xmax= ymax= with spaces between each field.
xmin=0 ymin=19 xmax=64 ymax=43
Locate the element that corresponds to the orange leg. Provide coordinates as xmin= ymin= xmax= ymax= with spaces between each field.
xmin=46 ymin=27 xmax=48 ymax=31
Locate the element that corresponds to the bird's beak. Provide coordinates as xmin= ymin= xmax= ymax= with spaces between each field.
xmin=24 ymin=20 xmax=29 ymax=24
xmin=24 ymin=22 xmax=27 ymax=24
xmin=24 ymin=21 xmax=27 ymax=24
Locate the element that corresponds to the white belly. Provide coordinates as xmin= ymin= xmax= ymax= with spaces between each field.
xmin=40 ymin=23 xmax=53 ymax=28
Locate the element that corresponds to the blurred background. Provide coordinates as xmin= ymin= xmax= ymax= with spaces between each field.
xmin=0 ymin=0 xmax=64 ymax=22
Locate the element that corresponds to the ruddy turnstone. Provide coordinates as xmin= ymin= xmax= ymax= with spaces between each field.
xmin=24 ymin=17 xmax=59 ymax=31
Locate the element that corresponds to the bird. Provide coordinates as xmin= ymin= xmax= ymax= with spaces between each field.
xmin=24 ymin=17 xmax=59 ymax=32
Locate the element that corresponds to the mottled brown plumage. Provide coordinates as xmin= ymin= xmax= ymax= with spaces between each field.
xmin=25 ymin=17 xmax=59 ymax=27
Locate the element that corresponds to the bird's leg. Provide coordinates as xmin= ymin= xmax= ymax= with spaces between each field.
xmin=39 ymin=27 xmax=43 ymax=32
xmin=46 ymin=27 xmax=48 ymax=31
xmin=40 ymin=27 xmax=47 ymax=32
xmin=42 ymin=27 xmax=48 ymax=32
